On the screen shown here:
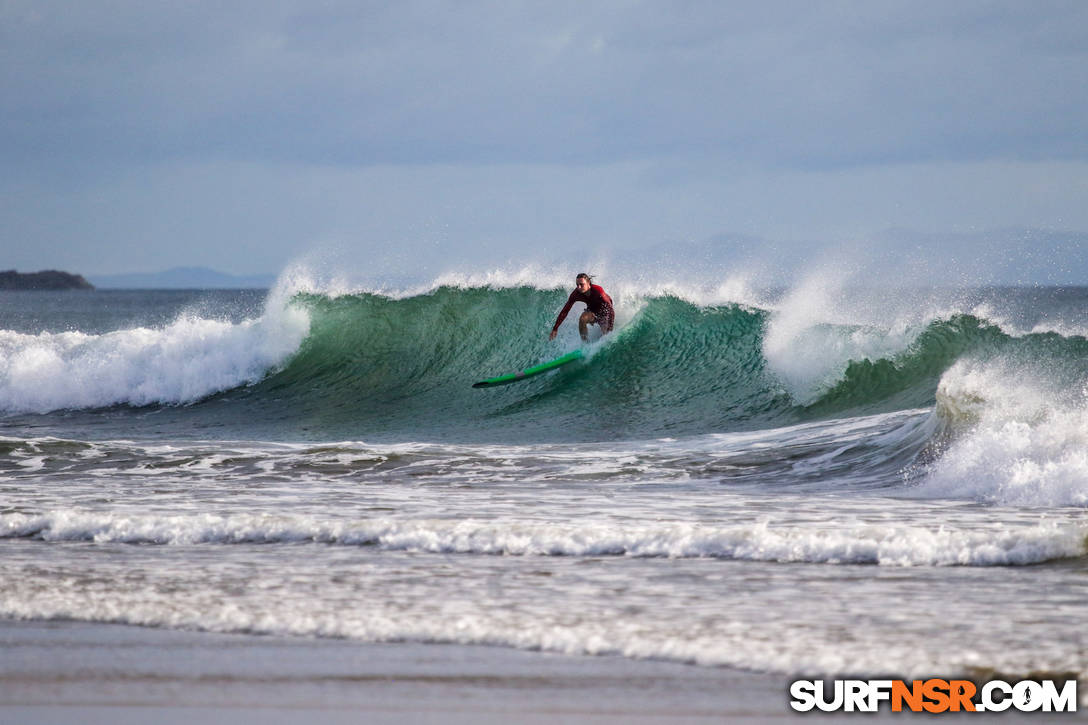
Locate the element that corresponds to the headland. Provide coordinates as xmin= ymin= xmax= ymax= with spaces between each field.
xmin=0 ymin=270 xmax=94 ymax=290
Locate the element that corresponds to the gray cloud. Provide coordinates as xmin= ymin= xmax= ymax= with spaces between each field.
xmin=2 ymin=1 xmax=1086 ymax=279
xmin=5 ymin=1 xmax=1087 ymax=171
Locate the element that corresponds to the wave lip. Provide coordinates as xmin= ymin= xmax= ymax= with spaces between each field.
xmin=5 ymin=510 xmax=1083 ymax=567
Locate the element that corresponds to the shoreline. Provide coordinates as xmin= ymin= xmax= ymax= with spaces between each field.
xmin=1 ymin=619 xmax=796 ymax=724
xmin=2 ymin=618 xmax=1081 ymax=722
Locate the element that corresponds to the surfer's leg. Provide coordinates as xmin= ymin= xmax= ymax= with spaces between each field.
xmin=578 ymin=310 xmax=595 ymax=341
xmin=595 ymin=311 xmax=614 ymax=335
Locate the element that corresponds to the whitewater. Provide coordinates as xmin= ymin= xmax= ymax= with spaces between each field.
xmin=1 ymin=267 xmax=1086 ymax=690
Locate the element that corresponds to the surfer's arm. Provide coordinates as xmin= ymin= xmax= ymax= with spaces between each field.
xmin=550 ymin=291 xmax=578 ymax=339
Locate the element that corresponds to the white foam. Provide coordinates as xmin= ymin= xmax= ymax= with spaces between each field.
xmin=1 ymin=513 xmax=1085 ymax=681
xmin=916 ymin=359 xmax=1088 ymax=506
xmin=1030 ymin=320 xmax=1088 ymax=338
xmin=4 ymin=510 xmax=1082 ymax=566
xmin=0 ymin=292 xmax=309 ymax=413
xmin=2 ymin=588 xmax=1082 ymax=681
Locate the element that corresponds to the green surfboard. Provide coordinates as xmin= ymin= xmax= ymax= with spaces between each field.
xmin=472 ymin=348 xmax=584 ymax=388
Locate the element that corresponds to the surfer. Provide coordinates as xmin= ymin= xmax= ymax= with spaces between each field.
xmin=549 ymin=273 xmax=614 ymax=342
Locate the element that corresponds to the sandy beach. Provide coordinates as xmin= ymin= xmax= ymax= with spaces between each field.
xmin=8 ymin=620 xmax=1077 ymax=724
xmin=0 ymin=619 xmax=803 ymax=724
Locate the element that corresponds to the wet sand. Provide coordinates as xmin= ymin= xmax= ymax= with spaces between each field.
xmin=4 ymin=620 xmax=1070 ymax=723
xmin=1 ymin=619 xmax=797 ymax=724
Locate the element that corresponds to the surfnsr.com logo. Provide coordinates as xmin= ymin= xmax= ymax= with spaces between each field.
xmin=789 ymin=679 xmax=1077 ymax=713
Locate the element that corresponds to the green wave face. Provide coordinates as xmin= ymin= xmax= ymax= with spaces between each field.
xmin=204 ymin=287 xmax=1085 ymax=443
xmin=803 ymin=314 xmax=1088 ymax=419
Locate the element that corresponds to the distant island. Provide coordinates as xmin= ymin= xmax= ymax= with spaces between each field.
xmin=0 ymin=269 xmax=95 ymax=290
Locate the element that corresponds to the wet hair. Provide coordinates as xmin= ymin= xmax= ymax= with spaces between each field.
xmin=576 ymin=272 xmax=593 ymax=283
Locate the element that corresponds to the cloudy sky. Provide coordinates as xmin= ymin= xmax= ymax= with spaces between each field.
xmin=2 ymin=1 xmax=1086 ymax=282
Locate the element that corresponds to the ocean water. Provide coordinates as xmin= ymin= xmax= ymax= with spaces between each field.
xmin=1 ymin=270 xmax=1086 ymax=683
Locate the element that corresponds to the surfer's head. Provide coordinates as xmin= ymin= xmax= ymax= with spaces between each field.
xmin=576 ymin=273 xmax=592 ymax=292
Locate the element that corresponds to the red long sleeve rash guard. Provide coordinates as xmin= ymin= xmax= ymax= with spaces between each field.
xmin=551 ymin=284 xmax=614 ymax=335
